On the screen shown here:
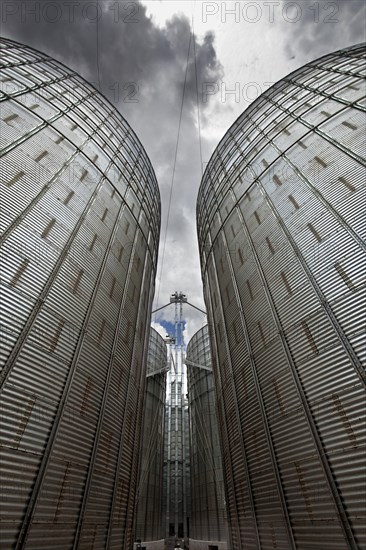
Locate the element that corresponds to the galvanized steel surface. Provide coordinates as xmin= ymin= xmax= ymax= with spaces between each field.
xmin=197 ymin=44 xmax=366 ymax=550
xmin=186 ymin=325 xmax=228 ymax=543
xmin=134 ymin=328 xmax=167 ymax=542
xmin=0 ymin=39 xmax=160 ymax=549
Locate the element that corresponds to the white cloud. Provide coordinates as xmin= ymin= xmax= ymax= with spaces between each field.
xmin=150 ymin=321 xmax=168 ymax=340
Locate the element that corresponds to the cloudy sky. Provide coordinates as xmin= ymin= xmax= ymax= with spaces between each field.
xmin=2 ymin=0 xmax=365 ymax=343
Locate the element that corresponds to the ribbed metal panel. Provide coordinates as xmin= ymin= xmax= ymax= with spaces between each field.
xmin=186 ymin=325 xmax=228 ymax=544
xmin=197 ymin=43 xmax=366 ymax=550
xmin=134 ymin=328 xmax=167 ymax=543
xmin=0 ymin=38 xmax=160 ymax=549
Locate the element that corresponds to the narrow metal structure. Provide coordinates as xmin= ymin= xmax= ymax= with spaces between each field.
xmin=162 ymin=292 xmax=191 ymax=545
xmin=134 ymin=328 xmax=167 ymax=544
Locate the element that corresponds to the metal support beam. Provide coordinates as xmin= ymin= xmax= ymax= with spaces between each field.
xmin=151 ymin=302 xmax=172 ymax=315
xmin=184 ymin=359 xmax=212 ymax=372
xmin=152 ymin=297 xmax=206 ymax=316
xmin=146 ymin=364 xmax=170 ymax=378
xmin=186 ymin=301 xmax=207 ymax=315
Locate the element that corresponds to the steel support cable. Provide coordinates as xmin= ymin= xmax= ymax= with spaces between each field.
xmin=96 ymin=0 xmax=102 ymax=92
xmin=153 ymin=31 xmax=193 ymax=323
xmin=192 ymin=12 xmax=204 ymax=177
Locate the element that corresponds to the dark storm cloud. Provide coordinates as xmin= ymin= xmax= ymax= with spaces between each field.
xmin=1 ymin=0 xmax=223 ymax=316
xmin=1 ymin=0 xmax=223 ymax=113
xmin=282 ymin=0 xmax=365 ymax=62
xmin=1 ymin=0 xmax=223 ymax=184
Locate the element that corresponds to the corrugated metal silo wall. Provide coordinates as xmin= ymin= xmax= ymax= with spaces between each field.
xmin=0 ymin=39 xmax=161 ymax=549
xmin=196 ymin=44 xmax=366 ymax=550
xmin=186 ymin=325 xmax=228 ymax=542
xmin=134 ymin=328 xmax=167 ymax=542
